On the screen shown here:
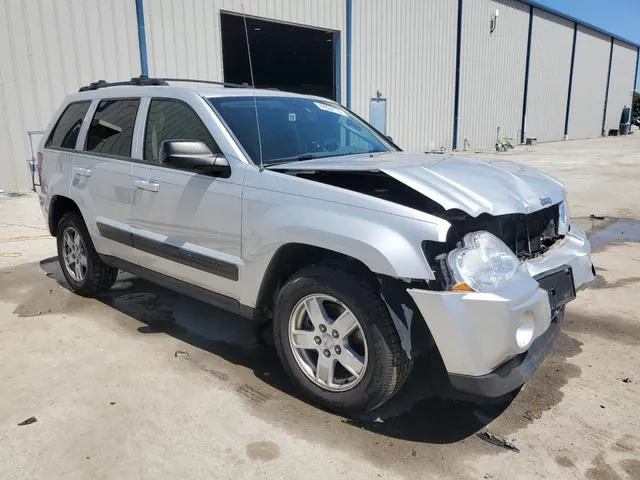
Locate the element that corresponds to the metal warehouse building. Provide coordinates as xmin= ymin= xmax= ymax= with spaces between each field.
xmin=1 ymin=0 xmax=638 ymax=192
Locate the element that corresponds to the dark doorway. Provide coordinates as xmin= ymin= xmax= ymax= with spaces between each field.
xmin=220 ymin=12 xmax=338 ymax=100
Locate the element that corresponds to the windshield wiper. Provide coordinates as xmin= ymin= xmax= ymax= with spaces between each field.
xmin=265 ymin=153 xmax=326 ymax=165
xmin=266 ymin=150 xmax=389 ymax=167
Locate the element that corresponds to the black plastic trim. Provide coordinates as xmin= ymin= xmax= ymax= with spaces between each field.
xmin=378 ymin=275 xmax=433 ymax=359
xmin=99 ymin=255 xmax=253 ymax=319
xmin=449 ymin=308 xmax=564 ymax=397
xmin=96 ymin=221 xmax=133 ymax=247
xmin=133 ymin=234 xmax=239 ymax=281
xmin=96 ymin=221 xmax=239 ymax=281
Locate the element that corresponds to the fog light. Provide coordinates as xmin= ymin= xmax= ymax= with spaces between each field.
xmin=516 ymin=322 xmax=535 ymax=349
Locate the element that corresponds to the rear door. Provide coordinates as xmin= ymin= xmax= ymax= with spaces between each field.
xmin=131 ymin=97 xmax=243 ymax=299
xmin=71 ymin=98 xmax=140 ymax=261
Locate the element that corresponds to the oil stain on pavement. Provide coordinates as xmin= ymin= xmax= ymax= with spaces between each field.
xmin=245 ymin=441 xmax=280 ymax=461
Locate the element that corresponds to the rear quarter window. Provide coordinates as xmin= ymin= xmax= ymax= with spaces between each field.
xmin=84 ymin=98 xmax=140 ymax=157
xmin=45 ymin=101 xmax=91 ymax=149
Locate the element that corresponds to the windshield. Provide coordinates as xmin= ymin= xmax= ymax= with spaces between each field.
xmin=208 ymin=96 xmax=395 ymax=165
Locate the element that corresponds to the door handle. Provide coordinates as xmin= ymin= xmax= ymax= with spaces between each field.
xmin=134 ymin=179 xmax=159 ymax=192
xmin=73 ymin=167 xmax=93 ymax=177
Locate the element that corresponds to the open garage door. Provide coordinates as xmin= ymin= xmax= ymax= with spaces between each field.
xmin=220 ymin=12 xmax=338 ymax=101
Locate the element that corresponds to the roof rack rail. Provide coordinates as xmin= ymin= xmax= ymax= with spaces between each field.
xmin=78 ymin=76 xmax=168 ymax=92
xmin=78 ymin=76 xmax=278 ymax=92
xmin=158 ymin=78 xmax=251 ymax=88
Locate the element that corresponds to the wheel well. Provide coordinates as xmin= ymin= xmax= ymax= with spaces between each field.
xmin=255 ymin=243 xmax=376 ymax=322
xmin=48 ymin=196 xmax=81 ymax=236
xmin=256 ymin=243 xmax=435 ymax=359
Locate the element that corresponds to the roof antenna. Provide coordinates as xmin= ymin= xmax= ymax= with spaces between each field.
xmin=242 ymin=5 xmax=264 ymax=170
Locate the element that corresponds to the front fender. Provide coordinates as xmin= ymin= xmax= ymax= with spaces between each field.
xmin=240 ymin=183 xmax=448 ymax=307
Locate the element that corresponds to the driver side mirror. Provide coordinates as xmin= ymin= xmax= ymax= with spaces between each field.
xmin=385 ymin=135 xmax=394 ymax=143
xmin=160 ymin=140 xmax=230 ymax=177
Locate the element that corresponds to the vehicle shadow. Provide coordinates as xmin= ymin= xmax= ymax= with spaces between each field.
xmin=40 ymin=257 xmax=517 ymax=444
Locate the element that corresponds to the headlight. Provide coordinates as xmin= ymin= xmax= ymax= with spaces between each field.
xmin=558 ymin=200 xmax=569 ymax=235
xmin=447 ymin=231 xmax=520 ymax=292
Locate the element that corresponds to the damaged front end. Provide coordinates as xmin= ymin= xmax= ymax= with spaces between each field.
xmin=271 ymin=156 xmax=594 ymax=397
xmin=424 ymin=202 xmax=567 ymax=291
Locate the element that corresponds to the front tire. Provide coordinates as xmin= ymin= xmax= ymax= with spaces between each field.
xmin=56 ymin=212 xmax=118 ymax=296
xmin=273 ymin=264 xmax=412 ymax=415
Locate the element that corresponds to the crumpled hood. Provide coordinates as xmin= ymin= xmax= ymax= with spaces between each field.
xmin=271 ymin=152 xmax=566 ymax=217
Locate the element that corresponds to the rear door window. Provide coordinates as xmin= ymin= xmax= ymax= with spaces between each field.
xmin=144 ymin=99 xmax=219 ymax=162
xmin=46 ymin=101 xmax=91 ymax=149
xmin=84 ymin=99 xmax=140 ymax=157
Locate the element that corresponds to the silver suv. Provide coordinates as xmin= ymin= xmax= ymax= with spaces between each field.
xmin=38 ymin=78 xmax=595 ymax=415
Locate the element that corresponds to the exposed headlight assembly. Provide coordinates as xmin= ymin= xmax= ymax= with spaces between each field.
xmin=558 ymin=200 xmax=570 ymax=236
xmin=447 ymin=231 xmax=520 ymax=292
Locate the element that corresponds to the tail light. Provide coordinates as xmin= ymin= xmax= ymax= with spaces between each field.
xmin=37 ymin=152 xmax=43 ymax=186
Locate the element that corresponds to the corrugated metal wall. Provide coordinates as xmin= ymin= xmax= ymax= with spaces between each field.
xmin=143 ymin=0 xmax=345 ymax=94
xmin=525 ymin=9 xmax=574 ymax=143
xmin=605 ymin=40 xmax=638 ymax=132
xmin=350 ymin=0 xmax=458 ymax=151
xmin=458 ymin=0 xmax=530 ymax=150
xmin=1 ymin=0 xmax=639 ymax=192
xmin=567 ymin=26 xmax=611 ymax=139
xmin=0 ymin=0 xmax=140 ymax=192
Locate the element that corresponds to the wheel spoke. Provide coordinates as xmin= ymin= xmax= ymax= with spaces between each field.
xmin=73 ymin=231 xmax=81 ymax=247
xmin=74 ymin=261 xmax=83 ymax=280
xmin=291 ymin=330 xmax=319 ymax=350
xmin=338 ymin=346 xmax=365 ymax=377
xmin=303 ymin=297 xmax=329 ymax=328
xmin=78 ymin=254 xmax=87 ymax=267
xmin=66 ymin=259 xmax=75 ymax=279
xmin=64 ymin=231 xmax=74 ymax=249
xmin=331 ymin=310 xmax=358 ymax=338
xmin=315 ymin=355 xmax=335 ymax=387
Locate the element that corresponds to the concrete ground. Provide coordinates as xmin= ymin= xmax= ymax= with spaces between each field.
xmin=1 ymin=135 xmax=640 ymax=480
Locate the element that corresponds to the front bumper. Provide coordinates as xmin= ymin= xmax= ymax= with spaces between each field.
xmin=448 ymin=307 xmax=564 ymax=396
xmin=409 ymin=223 xmax=594 ymax=397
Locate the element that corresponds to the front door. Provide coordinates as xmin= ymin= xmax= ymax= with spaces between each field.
xmin=131 ymin=98 xmax=243 ymax=300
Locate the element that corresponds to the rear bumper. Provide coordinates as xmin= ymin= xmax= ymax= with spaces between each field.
xmin=408 ymin=222 xmax=594 ymax=396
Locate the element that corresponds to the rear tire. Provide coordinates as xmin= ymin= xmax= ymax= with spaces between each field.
xmin=273 ymin=264 xmax=412 ymax=415
xmin=56 ymin=212 xmax=118 ymax=296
